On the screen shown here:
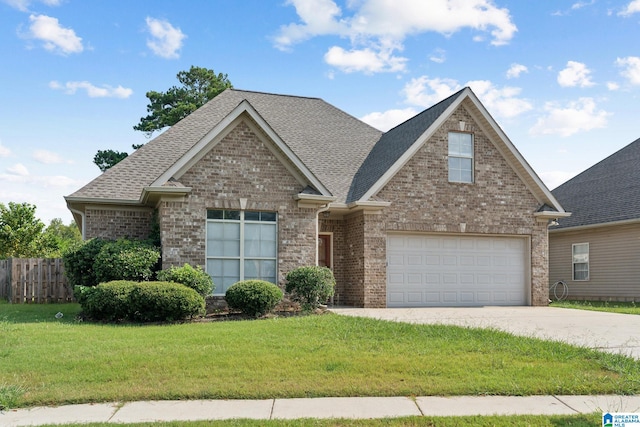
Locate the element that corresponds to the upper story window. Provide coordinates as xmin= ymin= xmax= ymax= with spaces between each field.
xmin=572 ymin=243 xmax=589 ymax=281
xmin=448 ymin=132 xmax=474 ymax=183
xmin=206 ymin=209 xmax=277 ymax=295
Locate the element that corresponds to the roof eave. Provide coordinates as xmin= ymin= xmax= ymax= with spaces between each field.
xmin=549 ymin=217 xmax=640 ymax=233
xmin=293 ymin=193 xmax=337 ymax=208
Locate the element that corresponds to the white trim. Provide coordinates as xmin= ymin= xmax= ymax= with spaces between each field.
xmin=549 ymin=217 xmax=640 ymax=233
xmin=152 ymin=100 xmax=331 ymax=196
xmin=571 ymin=242 xmax=590 ymax=281
xmin=68 ymin=207 xmax=86 ymax=240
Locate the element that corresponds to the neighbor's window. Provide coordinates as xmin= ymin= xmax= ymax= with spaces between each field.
xmin=572 ymin=243 xmax=589 ymax=281
xmin=448 ymin=132 xmax=474 ymax=183
xmin=206 ymin=209 xmax=277 ymax=294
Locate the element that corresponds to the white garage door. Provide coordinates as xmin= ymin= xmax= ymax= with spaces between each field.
xmin=387 ymin=234 xmax=528 ymax=307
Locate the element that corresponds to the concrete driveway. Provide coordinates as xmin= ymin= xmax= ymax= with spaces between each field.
xmin=331 ymin=306 xmax=640 ymax=359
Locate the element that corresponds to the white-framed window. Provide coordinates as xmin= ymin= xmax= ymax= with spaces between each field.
xmin=206 ymin=209 xmax=277 ymax=294
xmin=572 ymin=243 xmax=589 ymax=281
xmin=448 ymin=132 xmax=474 ymax=183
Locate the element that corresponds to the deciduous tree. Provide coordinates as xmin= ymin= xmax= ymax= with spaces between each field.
xmin=0 ymin=202 xmax=46 ymax=258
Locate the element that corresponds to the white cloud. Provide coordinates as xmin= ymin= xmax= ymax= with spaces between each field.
xmin=606 ymin=81 xmax=620 ymax=91
xmin=0 ymin=170 xmax=78 ymax=187
xmin=616 ymin=56 xmax=640 ymax=85
xmin=0 ymin=141 xmax=11 ymax=158
xmin=145 ymin=17 xmax=186 ymax=59
xmin=401 ymin=76 xmax=532 ymax=119
xmin=467 ymin=80 xmax=533 ymax=118
xmin=27 ymin=14 xmax=83 ymax=55
xmin=619 ymin=0 xmax=640 ymax=16
xmin=360 ymin=108 xmax=418 ymax=131
xmin=3 ymin=0 xmax=61 ymax=12
xmin=7 ymin=163 xmax=29 ymax=176
xmin=529 ymin=98 xmax=610 ymax=137
xmin=362 ymin=76 xmax=532 ymax=133
xmin=324 ymin=42 xmax=407 ymax=74
xmin=571 ymin=0 xmax=595 ymax=10
xmin=429 ymin=48 xmax=446 ymax=64
xmin=49 ymin=80 xmax=133 ymax=98
xmin=557 ymin=61 xmax=595 ymax=87
xmin=506 ymin=63 xmax=528 ymax=79
xmin=402 ymin=76 xmax=461 ymax=107
xmin=32 ymin=149 xmax=72 ymax=164
xmin=276 ymin=0 xmax=517 ymax=74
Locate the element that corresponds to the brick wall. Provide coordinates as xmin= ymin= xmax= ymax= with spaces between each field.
xmin=159 ymin=119 xmax=317 ymax=285
xmin=373 ymin=105 xmax=549 ymax=306
xmin=84 ymin=207 xmax=153 ymax=240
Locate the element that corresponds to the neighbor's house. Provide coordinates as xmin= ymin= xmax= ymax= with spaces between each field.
xmin=549 ymin=138 xmax=640 ymax=301
xmin=65 ymin=87 xmax=568 ymax=308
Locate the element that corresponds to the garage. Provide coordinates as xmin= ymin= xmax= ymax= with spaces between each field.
xmin=387 ymin=234 xmax=529 ymax=307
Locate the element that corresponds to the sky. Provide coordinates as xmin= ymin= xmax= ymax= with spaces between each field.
xmin=1 ymin=0 xmax=639 ymax=226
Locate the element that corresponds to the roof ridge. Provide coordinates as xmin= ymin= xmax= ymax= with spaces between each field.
xmin=228 ymin=88 xmax=322 ymax=101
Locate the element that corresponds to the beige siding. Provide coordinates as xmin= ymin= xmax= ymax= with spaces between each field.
xmin=549 ymin=223 xmax=640 ymax=301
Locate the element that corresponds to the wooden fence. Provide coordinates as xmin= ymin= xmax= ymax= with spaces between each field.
xmin=0 ymin=258 xmax=73 ymax=303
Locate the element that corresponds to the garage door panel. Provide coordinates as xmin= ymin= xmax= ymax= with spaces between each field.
xmin=387 ymin=234 xmax=528 ymax=307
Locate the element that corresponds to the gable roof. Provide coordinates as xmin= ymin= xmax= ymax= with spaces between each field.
xmin=551 ymin=137 xmax=640 ymax=230
xmin=67 ymin=89 xmax=382 ymax=204
xmin=347 ymin=87 xmax=566 ymax=215
xmin=348 ymin=88 xmax=465 ymax=202
xmin=66 ymin=87 xmax=566 ymax=219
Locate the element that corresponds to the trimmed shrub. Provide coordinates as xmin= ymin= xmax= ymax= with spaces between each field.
xmin=225 ymin=280 xmax=283 ymax=317
xmin=62 ymin=238 xmax=109 ymax=288
xmin=78 ymin=280 xmax=205 ymax=322
xmin=94 ymin=239 xmax=160 ymax=283
xmin=127 ymin=281 xmax=205 ymax=322
xmin=81 ymin=280 xmax=137 ymax=321
xmin=285 ymin=266 xmax=335 ymax=309
xmin=156 ymin=264 xmax=214 ymax=297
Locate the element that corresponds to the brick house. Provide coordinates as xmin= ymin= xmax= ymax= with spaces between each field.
xmin=65 ymin=87 xmax=568 ymax=307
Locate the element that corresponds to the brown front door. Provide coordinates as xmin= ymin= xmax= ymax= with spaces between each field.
xmin=318 ymin=234 xmax=331 ymax=269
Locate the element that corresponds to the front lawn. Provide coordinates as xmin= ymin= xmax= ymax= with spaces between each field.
xmin=551 ymin=300 xmax=640 ymax=315
xmin=1 ymin=302 xmax=640 ymax=408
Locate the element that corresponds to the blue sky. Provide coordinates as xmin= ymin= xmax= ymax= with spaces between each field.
xmin=1 ymin=0 xmax=639 ymax=225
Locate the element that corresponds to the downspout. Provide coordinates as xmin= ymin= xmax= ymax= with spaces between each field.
xmin=69 ymin=208 xmax=86 ymax=240
xmin=315 ymin=204 xmax=331 ymax=266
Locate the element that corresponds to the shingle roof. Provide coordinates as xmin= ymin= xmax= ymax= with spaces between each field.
xmin=68 ymin=89 xmax=382 ymax=203
xmin=551 ymin=137 xmax=640 ymax=229
xmin=347 ymin=88 xmax=466 ymax=202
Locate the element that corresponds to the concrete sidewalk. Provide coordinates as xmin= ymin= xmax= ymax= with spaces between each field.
xmin=3 ymin=395 xmax=640 ymax=426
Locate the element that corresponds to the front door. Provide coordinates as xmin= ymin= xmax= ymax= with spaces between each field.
xmin=318 ymin=234 xmax=331 ymax=269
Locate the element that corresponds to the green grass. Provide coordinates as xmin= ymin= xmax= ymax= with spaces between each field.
xmin=1 ymin=302 xmax=640 ymax=409
xmin=28 ymin=414 xmax=603 ymax=427
xmin=552 ymin=300 xmax=640 ymax=315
